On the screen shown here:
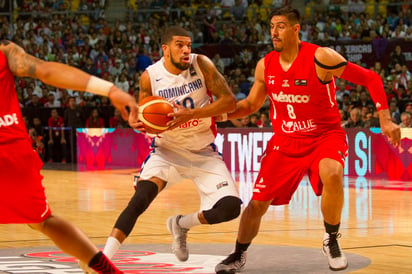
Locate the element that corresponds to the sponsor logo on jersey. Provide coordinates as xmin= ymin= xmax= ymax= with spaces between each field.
xmin=0 ymin=113 xmax=19 ymax=128
xmin=281 ymin=119 xmax=316 ymax=133
xmin=268 ymin=75 xmax=275 ymax=85
xmin=271 ymin=92 xmax=310 ymax=103
xmin=216 ymin=181 xmax=229 ymax=189
xmin=294 ymin=79 xmax=307 ymax=86
xmin=189 ymin=65 xmax=197 ymax=76
xmin=158 ymin=79 xmax=203 ymax=99
xmin=178 ymin=119 xmax=202 ymax=129
xmin=282 ymin=80 xmax=289 ymax=87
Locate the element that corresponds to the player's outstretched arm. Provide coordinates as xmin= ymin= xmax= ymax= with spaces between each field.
xmin=315 ymin=47 xmax=401 ymax=146
xmin=226 ymin=58 xmax=267 ymax=120
xmin=0 ymin=40 xmax=137 ymax=121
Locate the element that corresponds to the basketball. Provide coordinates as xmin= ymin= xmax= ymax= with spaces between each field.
xmin=138 ymin=96 xmax=174 ymax=134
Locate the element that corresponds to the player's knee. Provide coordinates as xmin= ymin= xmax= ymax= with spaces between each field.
xmin=114 ymin=180 xmax=158 ymax=236
xmin=247 ymin=199 xmax=271 ymax=217
xmin=203 ymin=196 xmax=241 ymax=224
xmin=129 ymin=180 xmax=158 ymax=212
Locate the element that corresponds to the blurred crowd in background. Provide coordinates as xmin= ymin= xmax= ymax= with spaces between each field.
xmin=3 ymin=0 xmax=411 ymax=162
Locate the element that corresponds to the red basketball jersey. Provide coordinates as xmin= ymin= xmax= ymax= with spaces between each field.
xmin=264 ymin=42 xmax=343 ymax=137
xmin=0 ymin=50 xmax=30 ymax=146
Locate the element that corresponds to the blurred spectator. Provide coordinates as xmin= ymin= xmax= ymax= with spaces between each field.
xmin=389 ymin=100 xmax=401 ymax=124
xmin=64 ymin=96 xmax=85 ymax=129
xmin=135 ymin=47 xmax=152 ymax=73
xmin=344 ymin=108 xmax=364 ymax=128
xmin=25 ymin=94 xmax=44 ymax=108
xmin=82 ymin=57 xmax=98 ymax=76
xmin=398 ymin=64 xmax=411 ymax=89
xmin=238 ymin=73 xmax=251 ymax=95
xmin=231 ymin=0 xmax=246 ymax=21
xmin=44 ymin=93 xmax=61 ymax=108
xmin=405 ymin=102 xmax=412 ymax=114
xmin=212 ymin=53 xmax=225 ymax=74
xmin=389 ymin=45 xmax=406 ymax=70
xmin=86 ymin=108 xmax=105 ymax=128
xmin=29 ymin=127 xmax=45 ymax=160
xmin=202 ymin=10 xmax=217 ymax=43
xmin=109 ymin=59 xmax=124 ymax=77
xmin=115 ymin=73 xmax=130 ymax=93
xmin=359 ymin=91 xmax=373 ymax=107
xmin=339 ymin=109 xmax=348 ymax=127
xmin=109 ymin=109 xmax=128 ymax=128
xmin=336 ymin=80 xmax=350 ymax=104
xmin=249 ymin=113 xmax=259 ymax=127
xmin=363 ymin=109 xmax=381 ymax=128
xmin=47 ymin=108 xmax=67 ymax=163
xmin=399 ymin=112 xmax=412 ymax=128
xmin=257 ymin=112 xmax=271 ymax=128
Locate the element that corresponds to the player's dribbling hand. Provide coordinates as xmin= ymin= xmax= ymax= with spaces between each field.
xmin=166 ymin=102 xmax=194 ymax=130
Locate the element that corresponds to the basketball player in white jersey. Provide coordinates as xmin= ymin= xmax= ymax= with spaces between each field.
xmin=100 ymin=26 xmax=242 ymax=264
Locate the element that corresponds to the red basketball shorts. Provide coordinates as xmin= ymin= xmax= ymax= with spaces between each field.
xmin=0 ymin=143 xmax=51 ymax=223
xmin=252 ymin=130 xmax=348 ymax=205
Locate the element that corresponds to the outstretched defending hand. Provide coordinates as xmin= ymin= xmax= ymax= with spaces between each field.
xmin=108 ymin=87 xmax=137 ymax=121
xmin=379 ymin=110 xmax=401 ymax=147
xmin=127 ymin=105 xmax=147 ymax=133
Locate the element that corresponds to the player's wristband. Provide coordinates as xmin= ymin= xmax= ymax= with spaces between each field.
xmin=85 ymin=76 xmax=114 ymax=97
xmin=221 ymin=113 xmax=228 ymax=121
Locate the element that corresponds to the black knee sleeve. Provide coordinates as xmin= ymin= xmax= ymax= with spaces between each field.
xmin=114 ymin=180 xmax=158 ymax=236
xmin=202 ymin=196 xmax=241 ymax=224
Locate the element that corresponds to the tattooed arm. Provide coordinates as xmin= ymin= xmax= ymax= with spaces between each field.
xmin=0 ymin=40 xmax=91 ymax=90
xmin=166 ymin=54 xmax=236 ymax=129
xmin=0 ymin=40 xmax=137 ymax=120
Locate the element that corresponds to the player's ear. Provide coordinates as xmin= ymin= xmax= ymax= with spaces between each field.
xmin=294 ymin=24 xmax=300 ymax=34
xmin=161 ymin=44 xmax=168 ymax=56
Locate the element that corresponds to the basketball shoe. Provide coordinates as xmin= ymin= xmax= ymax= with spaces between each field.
xmin=167 ymin=215 xmax=189 ymax=261
xmin=78 ymin=260 xmax=97 ymax=274
xmin=322 ymin=232 xmax=348 ymax=270
xmin=215 ymin=250 xmax=247 ymax=273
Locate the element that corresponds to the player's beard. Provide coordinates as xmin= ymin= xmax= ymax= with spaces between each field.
xmin=171 ymin=55 xmax=190 ymax=71
xmin=272 ymin=38 xmax=283 ymax=52
xmin=273 ymin=46 xmax=283 ymax=52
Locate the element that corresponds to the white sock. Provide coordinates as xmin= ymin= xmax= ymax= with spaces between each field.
xmin=103 ymin=236 xmax=121 ymax=259
xmin=178 ymin=212 xmax=201 ymax=229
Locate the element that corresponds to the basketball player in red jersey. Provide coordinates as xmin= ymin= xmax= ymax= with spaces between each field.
xmin=0 ymin=40 xmax=137 ymax=273
xmin=215 ymin=6 xmax=400 ymax=273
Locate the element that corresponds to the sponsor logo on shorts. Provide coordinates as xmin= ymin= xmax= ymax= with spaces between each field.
xmin=216 ymin=181 xmax=229 ymax=189
xmin=253 ymin=178 xmax=266 ymax=188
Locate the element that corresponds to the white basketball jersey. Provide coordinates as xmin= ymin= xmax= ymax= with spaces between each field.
xmin=146 ymin=54 xmax=216 ymax=150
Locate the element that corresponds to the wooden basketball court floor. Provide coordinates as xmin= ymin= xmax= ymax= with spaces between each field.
xmin=0 ymin=167 xmax=411 ymax=273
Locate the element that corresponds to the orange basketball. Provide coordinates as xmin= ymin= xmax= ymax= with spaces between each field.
xmin=138 ymin=96 xmax=174 ymax=134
